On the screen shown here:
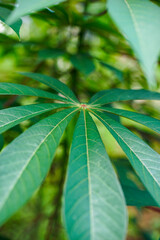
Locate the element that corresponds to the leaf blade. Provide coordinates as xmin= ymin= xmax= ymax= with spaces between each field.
xmin=0 ymin=107 xmax=77 ymax=226
xmin=70 ymin=53 xmax=95 ymax=75
xmin=63 ymin=110 xmax=127 ymax=240
xmin=89 ymin=88 xmax=160 ymax=106
xmin=114 ymin=161 xmax=158 ymax=207
xmin=122 ymin=184 xmax=158 ymax=207
xmin=20 ymin=72 xmax=79 ymax=104
xmin=0 ymin=6 xmax=22 ymax=37
xmin=0 ymin=82 xmax=68 ymax=102
xmin=107 ymin=0 xmax=160 ymax=87
xmin=7 ymin=0 xmax=65 ymax=24
xmin=94 ymin=106 xmax=160 ymax=134
xmin=100 ymin=61 xmax=123 ymax=82
xmin=0 ymin=103 xmax=72 ymax=134
xmin=92 ymin=110 xmax=160 ymax=206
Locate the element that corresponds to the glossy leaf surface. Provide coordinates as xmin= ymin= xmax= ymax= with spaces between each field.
xmin=0 ymin=82 xmax=67 ymax=101
xmin=0 ymin=103 xmax=71 ymax=134
xmin=107 ymin=0 xmax=160 ymax=87
xmin=0 ymin=108 xmax=77 ymax=226
xmin=89 ymin=88 xmax=160 ymax=106
xmin=63 ymin=110 xmax=127 ymax=240
xmin=93 ymin=110 xmax=160 ymax=206
xmin=20 ymin=72 xmax=79 ymax=104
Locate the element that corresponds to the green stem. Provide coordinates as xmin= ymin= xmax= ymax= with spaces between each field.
xmin=70 ymin=0 xmax=89 ymax=97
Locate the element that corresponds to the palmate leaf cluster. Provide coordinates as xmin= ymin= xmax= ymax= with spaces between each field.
xmin=0 ymin=73 xmax=160 ymax=239
xmin=0 ymin=0 xmax=160 ymax=239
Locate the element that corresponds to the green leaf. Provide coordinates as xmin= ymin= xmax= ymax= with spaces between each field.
xmin=7 ymin=0 xmax=65 ymax=24
xmin=122 ymin=184 xmax=158 ymax=207
xmin=93 ymin=110 xmax=160 ymax=206
xmin=70 ymin=53 xmax=95 ymax=75
xmin=89 ymin=88 xmax=160 ymax=106
xmin=63 ymin=110 xmax=127 ymax=240
xmin=114 ymin=161 xmax=158 ymax=206
xmin=107 ymin=0 xmax=160 ymax=87
xmin=0 ymin=82 xmax=67 ymax=102
xmin=0 ymin=6 xmax=22 ymax=37
xmin=0 ymin=135 xmax=4 ymax=151
xmin=0 ymin=103 xmax=72 ymax=134
xmin=95 ymin=107 xmax=160 ymax=134
xmin=38 ymin=48 xmax=66 ymax=60
xmin=0 ymin=107 xmax=77 ymax=226
xmin=20 ymin=72 xmax=79 ymax=104
xmin=100 ymin=62 xmax=124 ymax=82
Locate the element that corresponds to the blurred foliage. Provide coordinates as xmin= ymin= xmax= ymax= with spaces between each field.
xmin=0 ymin=0 xmax=160 ymax=239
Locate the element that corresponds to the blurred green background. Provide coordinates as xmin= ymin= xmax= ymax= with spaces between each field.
xmin=0 ymin=0 xmax=160 ymax=239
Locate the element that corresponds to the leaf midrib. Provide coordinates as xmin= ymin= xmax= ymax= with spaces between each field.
xmin=84 ymin=109 xmax=93 ymax=240
xmin=124 ymin=0 xmax=143 ymax=57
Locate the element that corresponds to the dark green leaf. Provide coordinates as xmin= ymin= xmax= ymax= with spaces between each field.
xmin=115 ymin=161 xmax=158 ymax=207
xmin=0 ymin=82 xmax=67 ymax=102
xmin=122 ymin=184 xmax=158 ymax=207
xmin=89 ymin=89 xmax=160 ymax=106
xmin=20 ymin=72 xmax=79 ymax=104
xmin=38 ymin=48 xmax=66 ymax=60
xmin=70 ymin=53 xmax=95 ymax=75
xmin=100 ymin=62 xmax=123 ymax=82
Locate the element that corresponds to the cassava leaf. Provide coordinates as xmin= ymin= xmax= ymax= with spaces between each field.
xmin=0 ymin=103 xmax=72 ymax=134
xmin=20 ymin=72 xmax=79 ymax=104
xmin=63 ymin=110 xmax=127 ymax=240
xmin=0 ymin=82 xmax=67 ymax=102
xmin=0 ymin=6 xmax=22 ymax=37
xmin=0 ymin=107 xmax=78 ymax=226
xmin=92 ymin=110 xmax=160 ymax=206
xmin=107 ymin=0 xmax=160 ymax=87
xmin=122 ymin=184 xmax=158 ymax=207
xmin=114 ymin=161 xmax=158 ymax=206
xmin=89 ymin=88 xmax=160 ymax=106
xmin=38 ymin=48 xmax=66 ymax=60
xmin=94 ymin=107 xmax=160 ymax=134
xmin=100 ymin=62 xmax=123 ymax=82
xmin=70 ymin=53 xmax=95 ymax=75
xmin=7 ymin=0 xmax=65 ymax=24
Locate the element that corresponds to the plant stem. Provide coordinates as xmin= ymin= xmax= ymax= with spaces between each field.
xmin=70 ymin=0 xmax=89 ymax=97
